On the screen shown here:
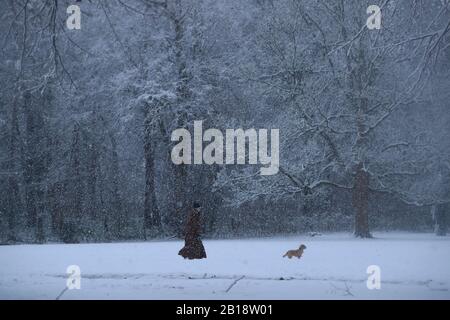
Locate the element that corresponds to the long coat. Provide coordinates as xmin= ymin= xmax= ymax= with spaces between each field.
xmin=178 ymin=209 xmax=207 ymax=259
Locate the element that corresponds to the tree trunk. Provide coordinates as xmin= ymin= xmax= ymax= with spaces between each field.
xmin=353 ymin=163 xmax=372 ymax=238
xmin=110 ymin=134 xmax=124 ymax=239
xmin=6 ymin=103 xmax=22 ymax=242
xmin=23 ymin=92 xmax=47 ymax=242
xmin=63 ymin=124 xmax=83 ymax=243
xmin=172 ymin=4 xmax=190 ymax=238
xmin=434 ymin=204 xmax=447 ymax=236
xmin=143 ymin=108 xmax=161 ymax=232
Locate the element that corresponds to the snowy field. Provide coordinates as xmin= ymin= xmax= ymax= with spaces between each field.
xmin=0 ymin=232 xmax=449 ymax=300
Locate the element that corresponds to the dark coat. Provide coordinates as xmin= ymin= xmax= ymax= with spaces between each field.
xmin=178 ymin=208 xmax=207 ymax=259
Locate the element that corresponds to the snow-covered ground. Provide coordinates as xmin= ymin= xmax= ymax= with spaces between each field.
xmin=0 ymin=232 xmax=449 ymax=299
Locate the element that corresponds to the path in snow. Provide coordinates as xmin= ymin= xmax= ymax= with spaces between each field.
xmin=0 ymin=232 xmax=449 ymax=299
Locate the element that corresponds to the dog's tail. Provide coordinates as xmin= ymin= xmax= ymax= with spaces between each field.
xmin=282 ymin=252 xmax=287 ymax=258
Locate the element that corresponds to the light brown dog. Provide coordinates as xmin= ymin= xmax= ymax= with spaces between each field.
xmin=283 ymin=244 xmax=307 ymax=259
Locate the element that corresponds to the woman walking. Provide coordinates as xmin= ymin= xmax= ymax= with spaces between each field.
xmin=178 ymin=202 xmax=207 ymax=259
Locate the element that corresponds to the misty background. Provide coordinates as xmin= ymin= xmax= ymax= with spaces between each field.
xmin=0 ymin=0 xmax=449 ymax=244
